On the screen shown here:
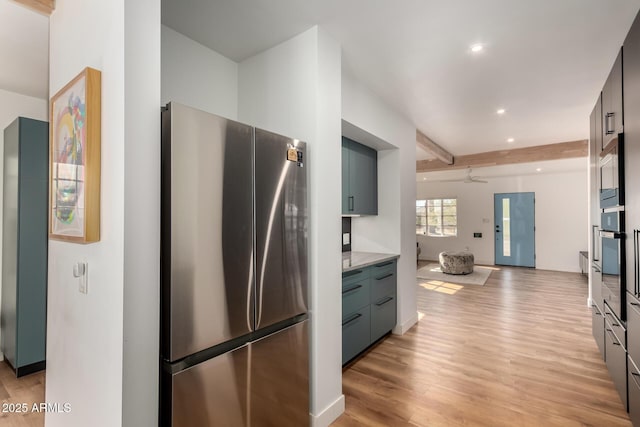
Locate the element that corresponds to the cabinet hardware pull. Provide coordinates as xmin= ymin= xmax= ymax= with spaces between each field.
xmin=606 ymin=328 xmax=621 ymax=345
xmin=631 ymin=371 xmax=640 ymax=389
xmin=348 ymin=196 xmax=354 ymax=212
xmin=375 ymin=273 xmax=393 ymax=281
xmin=343 ymin=269 xmax=363 ymax=278
xmin=375 ymin=296 xmax=394 ymax=306
xmin=375 ymin=261 xmax=393 ymax=268
xmin=605 ymin=112 xmax=615 ymax=135
xmin=342 ymin=313 xmax=362 ymax=326
xmin=631 ymin=302 xmax=640 ymax=307
xmin=342 ymin=284 xmax=363 ymax=294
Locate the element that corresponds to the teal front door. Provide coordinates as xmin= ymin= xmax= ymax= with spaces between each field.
xmin=494 ymin=192 xmax=535 ymax=267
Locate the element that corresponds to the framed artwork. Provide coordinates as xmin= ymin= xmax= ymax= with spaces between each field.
xmin=49 ymin=67 xmax=101 ymax=243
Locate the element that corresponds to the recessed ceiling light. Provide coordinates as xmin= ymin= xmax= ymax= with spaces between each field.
xmin=536 ymin=168 xmax=542 ymax=172
xmin=470 ymin=44 xmax=484 ymax=53
xmin=507 ymin=138 xmax=515 ymax=143
xmin=497 ymin=109 xmax=506 ymax=115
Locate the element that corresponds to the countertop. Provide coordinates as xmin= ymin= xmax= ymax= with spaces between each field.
xmin=342 ymin=251 xmax=400 ymax=272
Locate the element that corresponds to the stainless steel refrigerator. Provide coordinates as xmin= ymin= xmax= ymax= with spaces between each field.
xmin=160 ymin=102 xmax=309 ymax=426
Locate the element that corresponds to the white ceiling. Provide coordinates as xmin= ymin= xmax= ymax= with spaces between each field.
xmin=0 ymin=1 xmax=49 ymax=99
xmin=162 ymin=0 xmax=640 ymax=157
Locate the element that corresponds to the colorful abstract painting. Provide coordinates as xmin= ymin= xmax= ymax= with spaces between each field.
xmin=51 ymin=75 xmax=86 ymax=237
xmin=50 ymin=67 xmax=101 ymax=243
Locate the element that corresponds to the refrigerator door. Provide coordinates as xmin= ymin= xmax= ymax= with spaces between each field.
xmin=249 ymin=320 xmax=309 ymax=426
xmin=171 ymin=344 xmax=249 ymax=426
xmin=254 ymin=129 xmax=308 ymax=329
xmin=162 ymin=103 xmax=254 ymax=362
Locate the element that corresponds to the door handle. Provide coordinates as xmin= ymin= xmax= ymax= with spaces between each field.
xmin=605 ymin=112 xmax=615 ymax=135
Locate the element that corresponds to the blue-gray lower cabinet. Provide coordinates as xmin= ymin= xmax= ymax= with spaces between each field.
xmin=1 ymin=117 xmax=48 ymax=377
xmin=342 ymin=260 xmax=397 ymax=365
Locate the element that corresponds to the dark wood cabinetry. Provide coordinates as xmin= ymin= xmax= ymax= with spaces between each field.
xmin=603 ymin=49 xmax=624 ymax=147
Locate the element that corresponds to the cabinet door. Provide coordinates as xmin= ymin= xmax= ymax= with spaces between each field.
xmin=342 ymin=306 xmax=370 ymax=365
xmin=592 ymin=304 xmax=605 ymax=360
xmin=605 ymin=323 xmax=628 ymax=410
xmin=342 ymin=137 xmax=378 ymax=215
xmin=346 ymin=138 xmax=378 ymax=215
xmin=603 ymin=49 xmax=624 ymax=147
xmin=625 ymin=13 xmax=640 ymax=296
xmin=342 ymin=138 xmax=350 ymax=215
xmin=628 ymin=356 xmax=640 ymax=427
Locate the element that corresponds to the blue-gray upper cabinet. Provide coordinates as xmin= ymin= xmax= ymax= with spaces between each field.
xmin=342 ymin=137 xmax=378 ymax=215
xmin=1 ymin=117 xmax=48 ymax=377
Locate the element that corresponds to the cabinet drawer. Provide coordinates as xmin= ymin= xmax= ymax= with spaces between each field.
xmin=592 ymin=304 xmax=605 ymax=360
xmin=371 ymin=260 xmax=396 ymax=276
xmin=629 ymin=356 xmax=640 ymax=427
xmin=342 ymin=306 xmax=370 ymax=365
xmin=342 ymin=278 xmax=370 ymax=317
xmin=605 ymin=326 xmax=628 ymax=410
xmin=371 ymin=293 xmax=396 ymax=342
xmin=605 ymin=304 xmax=627 ymax=350
xmin=628 ymin=294 xmax=640 ymax=363
xmin=371 ymin=270 xmax=396 ymax=303
xmin=342 ymin=268 xmax=369 ymax=285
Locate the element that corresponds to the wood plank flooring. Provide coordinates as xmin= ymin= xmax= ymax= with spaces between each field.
xmin=0 ymin=362 xmax=45 ymax=426
xmin=333 ymin=263 xmax=632 ymax=427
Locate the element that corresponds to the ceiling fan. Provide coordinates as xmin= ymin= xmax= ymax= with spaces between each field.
xmin=438 ymin=167 xmax=488 ymax=184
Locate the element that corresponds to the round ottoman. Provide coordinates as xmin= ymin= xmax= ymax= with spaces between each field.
xmin=439 ymin=251 xmax=474 ymax=275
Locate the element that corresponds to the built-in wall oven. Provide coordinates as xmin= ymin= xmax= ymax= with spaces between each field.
xmin=602 ymin=209 xmax=626 ymax=320
xmin=600 ymin=136 xmax=624 ymax=209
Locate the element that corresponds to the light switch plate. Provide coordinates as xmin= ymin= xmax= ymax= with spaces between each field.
xmin=74 ymin=262 xmax=88 ymax=294
xmin=342 ymin=233 xmax=350 ymax=245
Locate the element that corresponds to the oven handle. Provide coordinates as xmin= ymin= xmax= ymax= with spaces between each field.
xmin=600 ymin=230 xmax=624 ymax=239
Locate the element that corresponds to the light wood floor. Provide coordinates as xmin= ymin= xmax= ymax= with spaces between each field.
xmin=333 ymin=263 xmax=632 ymax=427
xmin=0 ymin=362 xmax=45 ymax=426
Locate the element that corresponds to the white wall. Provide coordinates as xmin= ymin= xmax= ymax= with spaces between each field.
xmin=341 ymin=69 xmax=419 ymax=335
xmin=161 ymin=25 xmax=238 ymax=119
xmin=122 ymin=1 xmax=161 ymax=426
xmin=48 ymin=0 xmax=126 ymax=425
xmin=0 ymin=89 xmax=47 ymax=360
xmin=417 ymin=166 xmax=588 ymax=272
xmin=238 ymin=27 xmax=344 ymax=427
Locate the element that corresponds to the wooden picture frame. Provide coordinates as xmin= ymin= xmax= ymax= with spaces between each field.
xmin=49 ymin=67 xmax=101 ymax=243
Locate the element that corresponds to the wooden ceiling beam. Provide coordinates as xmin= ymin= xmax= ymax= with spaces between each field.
xmin=416 ymin=130 xmax=454 ymax=165
xmin=416 ymin=139 xmax=588 ymax=172
xmin=11 ymin=0 xmax=55 ymax=16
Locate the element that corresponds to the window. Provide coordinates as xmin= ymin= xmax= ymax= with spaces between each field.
xmin=416 ymin=198 xmax=457 ymax=237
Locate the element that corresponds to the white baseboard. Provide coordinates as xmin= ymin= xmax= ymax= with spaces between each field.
xmin=393 ymin=311 xmax=418 ymax=335
xmin=587 ymin=297 xmax=593 ymax=308
xmin=310 ymin=394 xmax=345 ymax=427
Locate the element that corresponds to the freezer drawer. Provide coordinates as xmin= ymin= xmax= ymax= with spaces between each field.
xmin=169 ymin=321 xmax=309 ymax=427
xmin=171 ymin=344 xmax=249 ymax=427
xmin=250 ymin=320 xmax=309 ymax=426
xmin=162 ymin=103 xmax=255 ymax=362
